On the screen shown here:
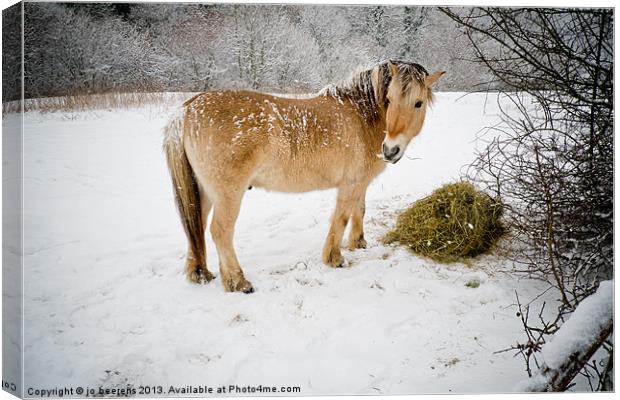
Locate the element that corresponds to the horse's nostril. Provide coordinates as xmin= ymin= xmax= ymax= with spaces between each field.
xmin=383 ymin=144 xmax=400 ymax=159
xmin=382 ymin=143 xmax=400 ymax=160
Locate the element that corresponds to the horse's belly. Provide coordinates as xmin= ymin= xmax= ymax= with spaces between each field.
xmin=250 ymin=162 xmax=341 ymax=193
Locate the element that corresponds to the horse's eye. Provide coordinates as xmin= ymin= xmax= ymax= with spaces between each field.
xmin=414 ymin=100 xmax=423 ymax=108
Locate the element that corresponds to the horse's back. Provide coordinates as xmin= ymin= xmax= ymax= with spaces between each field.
xmin=182 ymin=89 xmax=373 ymax=193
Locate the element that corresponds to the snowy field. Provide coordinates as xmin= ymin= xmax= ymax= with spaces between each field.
xmin=7 ymin=92 xmax=568 ymax=394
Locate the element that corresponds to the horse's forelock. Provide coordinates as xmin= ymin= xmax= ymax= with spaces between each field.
xmin=327 ymin=60 xmax=431 ymax=125
xmin=389 ymin=60 xmax=433 ymax=104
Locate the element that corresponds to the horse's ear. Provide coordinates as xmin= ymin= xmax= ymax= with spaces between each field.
xmin=388 ymin=61 xmax=399 ymax=77
xmin=425 ymin=71 xmax=446 ymax=88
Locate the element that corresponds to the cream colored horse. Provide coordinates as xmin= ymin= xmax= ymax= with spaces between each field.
xmin=164 ymin=60 xmax=444 ymax=293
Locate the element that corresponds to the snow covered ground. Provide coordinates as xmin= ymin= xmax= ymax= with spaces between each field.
xmin=8 ymin=92 xmax=566 ymax=394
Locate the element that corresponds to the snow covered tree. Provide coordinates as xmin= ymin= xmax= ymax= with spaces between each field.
xmin=398 ymin=6 xmax=429 ymax=59
xmin=128 ymin=4 xmax=221 ymax=91
xmin=297 ymin=5 xmax=367 ymax=84
xmin=210 ymin=5 xmax=323 ymax=91
xmin=23 ymin=3 xmax=161 ymax=96
xmin=14 ymin=3 xmax=497 ymax=98
xmin=2 ymin=3 xmax=21 ymax=102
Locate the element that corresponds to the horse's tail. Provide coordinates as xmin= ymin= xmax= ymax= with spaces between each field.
xmin=163 ymin=109 xmax=205 ymax=262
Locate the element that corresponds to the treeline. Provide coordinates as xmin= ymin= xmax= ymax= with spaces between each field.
xmin=3 ymin=3 xmax=493 ymax=101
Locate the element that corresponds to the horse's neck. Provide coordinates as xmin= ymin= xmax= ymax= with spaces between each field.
xmin=347 ymin=97 xmax=387 ymax=150
xmin=329 ymin=91 xmax=385 ymax=128
xmin=367 ymin=120 xmax=387 ymax=151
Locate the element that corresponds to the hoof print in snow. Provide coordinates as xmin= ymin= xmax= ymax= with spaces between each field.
xmin=443 ymin=357 xmax=461 ymax=367
xmin=229 ymin=314 xmax=250 ymax=326
xmin=190 ymin=353 xmax=222 ymax=365
xmin=465 ymin=279 xmax=481 ymax=289
xmin=296 ymin=277 xmax=323 ymax=287
xmin=370 ymin=282 xmax=385 ymax=290
xmin=98 ymin=369 xmax=132 ymax=396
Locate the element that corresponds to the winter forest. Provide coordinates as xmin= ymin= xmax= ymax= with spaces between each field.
xmin=2 ymin=1 xmax=614 ymax=395
xmin=3 ymin=2 xmax=493 ymax=100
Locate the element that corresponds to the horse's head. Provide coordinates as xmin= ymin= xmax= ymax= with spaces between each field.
xmin=379 ymin=61 xmax=445 ymax=164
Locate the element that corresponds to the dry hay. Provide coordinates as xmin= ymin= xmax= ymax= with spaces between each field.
xmin=383 ymin=181 xmax=504 ymax=263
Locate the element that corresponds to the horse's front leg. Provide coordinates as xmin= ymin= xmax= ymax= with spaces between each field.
xmin=322 ymin=186 xmax=362 ymax=267
xmin=348 ymin=186 xmax=368 ymax=250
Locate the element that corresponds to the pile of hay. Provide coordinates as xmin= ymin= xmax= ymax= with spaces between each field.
xmin=383 ymin=182 xmax=504 ymax=263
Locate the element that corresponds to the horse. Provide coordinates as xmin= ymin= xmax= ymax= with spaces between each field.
xmin=164 ymin=60 xmax=444 ymax=293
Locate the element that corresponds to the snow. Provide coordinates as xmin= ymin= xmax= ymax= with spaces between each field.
xmin=515 ymin=280 xmax=613 ymax=392
xmin=541 ymin=280 xmax=613 ymax=370
xmin=2 ymin=110 xmax=23 ymax=392
xmin=8 ymin=92 xmax=568 ymax=394
xmin=517 ymin=374 xmax=549 ymax=392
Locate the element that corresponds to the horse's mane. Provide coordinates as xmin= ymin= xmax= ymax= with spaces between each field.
xmin=319 ymin=60 xmax=431 ymax=126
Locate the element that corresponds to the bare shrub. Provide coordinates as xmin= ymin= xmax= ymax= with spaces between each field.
xmin=441 ymin=7 xmax=613 ymax=390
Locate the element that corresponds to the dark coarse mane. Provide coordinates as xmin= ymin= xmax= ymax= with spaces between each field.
xmin=319 ymin=60 xmax=429 ymax=127
xmin=391 ymin=60 xmax=429 ymax=94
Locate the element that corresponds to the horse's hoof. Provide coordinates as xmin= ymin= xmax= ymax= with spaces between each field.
xmin=199 ymin=271 xmax=215 ymax=284
xmin=236 ymin=279 xmax=254 ymax=293
xmin=329 ymin=259 xmax=346 ymax=268
xmin=187 ymin=268 xmax=215 ymax=285
xmin=323 ymin=246 xmax=344 ymax=267
xmin=324 ymin=252 xmax=347 ymax=268
xmin=348 ymin=237 xmax=367 ymax=250
xmin=223 ymin=276 xmax=254 ymax=293
xmin=336 ymin=258 xmax=351 ymax=268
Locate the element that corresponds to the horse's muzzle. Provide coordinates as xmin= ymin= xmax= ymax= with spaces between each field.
xmin=382 ymin=143 xmax=403 ymax=164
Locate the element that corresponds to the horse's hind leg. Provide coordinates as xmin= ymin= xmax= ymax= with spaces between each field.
xmin=185 ymin=189 xmax=215 ymax=284
xmin=348 ymin=187 xmax=368 ymax=250
xmin=210 ymin=188 xmax=253 ymax=293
